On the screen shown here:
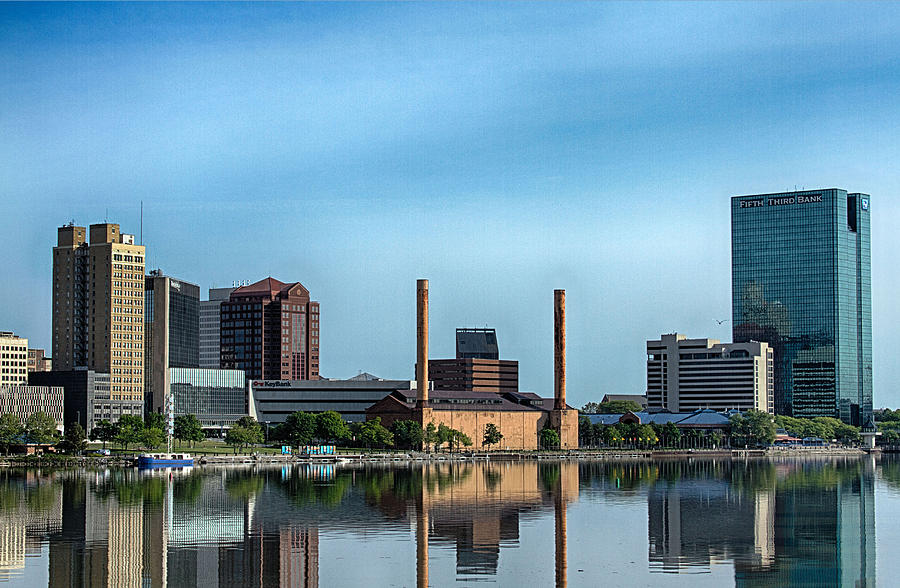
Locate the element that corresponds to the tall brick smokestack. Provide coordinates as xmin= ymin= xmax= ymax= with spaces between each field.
xmin=417 ymin=279 xmax=429 ymax=407
xmin=554 ymin=289 xmax=566 ymax=411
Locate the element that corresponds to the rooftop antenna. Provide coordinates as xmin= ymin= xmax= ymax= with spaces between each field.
xmin=140 ymin=201 xmax=143 ymax=245
xmin=105 ymin=207 xmax=108 ymax=223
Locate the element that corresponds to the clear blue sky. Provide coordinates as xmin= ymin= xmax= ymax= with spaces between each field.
xmin=2 ymin=3 xmax=899 ymax=408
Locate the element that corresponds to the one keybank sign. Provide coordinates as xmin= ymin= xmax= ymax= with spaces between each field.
xmin=739 ymin=194 xmax=824 ymax=208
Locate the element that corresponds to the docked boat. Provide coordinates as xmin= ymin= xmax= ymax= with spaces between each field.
xmin=136 ymin=453 xmax=194 ymax=468
xmin=137 ymin=395 xmax=195 ymax=469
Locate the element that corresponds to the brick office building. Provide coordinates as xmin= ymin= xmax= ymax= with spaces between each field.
xmin=428 ymin=328 xmax=519 ymax=395
xmin=219 ymin=277 xmax=319 ymax=380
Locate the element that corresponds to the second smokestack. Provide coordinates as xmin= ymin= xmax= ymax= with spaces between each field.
xmin=417 ymin=279 xmax=429 ymax=407
xmin=554 ymin=289 xmax=566 ymax=411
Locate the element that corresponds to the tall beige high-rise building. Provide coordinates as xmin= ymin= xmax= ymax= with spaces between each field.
xmin=52 ymin=223 xmax=145 ymax=414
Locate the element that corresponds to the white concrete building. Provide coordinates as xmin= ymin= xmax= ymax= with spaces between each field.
xmin=0 ymin=332 xmax=29 ymax=387
xmin=647 ymin=333 xmax=773 ymax=413
xmin=0 ymin=385 xmax=65 ymax=431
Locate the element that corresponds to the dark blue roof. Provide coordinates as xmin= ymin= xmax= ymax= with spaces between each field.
xmin=583 ymin=409 xmax=733 ymax=427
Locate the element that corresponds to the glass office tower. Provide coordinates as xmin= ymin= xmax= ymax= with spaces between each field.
xmin=144 ymin=272 xmax=200 ymax=415
xmin=732 ymin=189 xmax=872 ymax=425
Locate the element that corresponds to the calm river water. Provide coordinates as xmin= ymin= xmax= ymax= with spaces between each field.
xmin=1 ymin=455 xmax=895 ymax=587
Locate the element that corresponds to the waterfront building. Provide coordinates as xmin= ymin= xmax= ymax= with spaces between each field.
xmin=220 ymin=277 xmax=319 ymax=380
xmin=428 ymin=328 xmax=518 ymax=395
xmin=367 ymin=388 xmax=555 ymax=450
xmin=646 ymin=333 xmax=773 ymax=413
xmin=144 ymin=271 xmax=200 ymax=415
xmin=28 ymin=370 xmax=121 ymax=432
xmin=732 ymin=189 xmax=872 ymax=424
xmin=0 ymin=332 xmax=28 ymax=386
xmin=199 ymin=287 xmax=234 ymax=369
xmin=168 ymin=368 xmax=248 ymax=431
xmin=585 ymin=409 xmax=733 ymax=433
xmin=52 ymin=223 xmax=145 ymax=417
xmin=252 ymin=374 xmax=415 ymax=424
xmin=367 ymin=281 xmax=579 ymax=450
xmin=27 ymin=348 xmax=51 ymax=372
xmin=0 ymin=385 xmax=64 ymax=431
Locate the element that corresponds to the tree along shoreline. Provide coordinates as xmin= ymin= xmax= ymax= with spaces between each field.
xmin=0 ymin=445 xmax=869 ymax=468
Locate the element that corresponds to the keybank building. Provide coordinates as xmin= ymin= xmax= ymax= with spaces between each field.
xmin=731 ymin=189 xmax=871 ymax=425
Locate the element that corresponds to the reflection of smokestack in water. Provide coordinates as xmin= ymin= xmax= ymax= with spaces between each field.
xmin=555 ymin=472 xmax=568 ymax=588
xmin=416 ymin=466 xmax=430 ymax=588
xmin=554 ymin=289 xmax=566 ymax=411
xmin=417 ymin=279 xmax=429 ymax=407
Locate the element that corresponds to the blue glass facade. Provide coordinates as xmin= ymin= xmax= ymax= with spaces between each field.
xmin=731 ymin=189 xmax=872 ymax=425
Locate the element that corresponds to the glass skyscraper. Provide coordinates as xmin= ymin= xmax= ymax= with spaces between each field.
xmin=731 ymin=189 xmax=872 ymax=425
xmin=144 ymin=272 xmax=200 ymax=415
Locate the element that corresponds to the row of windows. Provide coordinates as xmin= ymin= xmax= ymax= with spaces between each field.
xmin=0 ymin=345 xmax=27 ymax=351
xmin=110 ymin=388 xmax=141 ymax=396
xmin=112 ymin=254 xmax=144 ymax=263
xmin=111 ymin=359 xmax=142 ymax=367
xmin=112 ymin=342 xmax=143 ymax=349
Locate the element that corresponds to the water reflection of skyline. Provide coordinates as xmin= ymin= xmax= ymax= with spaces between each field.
xmin=645 ymin=458 xmax=875 ymax=587
xmin=0 ymin=457 xmax=881 ymax=587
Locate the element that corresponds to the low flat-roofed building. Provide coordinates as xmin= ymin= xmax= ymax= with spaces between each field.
xmin=647 ymin=333 xmax=773 ymax=413
xmin=169 ymin=368 xmax=248 ymax=431
xmin=584 ymin=409 xmax=733 ymax=431
xmin=0 ymin=385 xmax=64 ymax=432
xmin=251 ymin=374 xmax=415 ymax=424
xmin=29 ymin=369 xmax=141 ymax=432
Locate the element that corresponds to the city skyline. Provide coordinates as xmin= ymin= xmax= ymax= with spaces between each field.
xmin=2 ymin=4 xmax=899 ymax=408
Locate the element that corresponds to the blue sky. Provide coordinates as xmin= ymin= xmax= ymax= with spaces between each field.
xmin=2 ymin=2 xmax=899 ymax=408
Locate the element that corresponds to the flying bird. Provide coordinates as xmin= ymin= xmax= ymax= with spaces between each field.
xmin=715 ymin=319 xmax=729 ymax=325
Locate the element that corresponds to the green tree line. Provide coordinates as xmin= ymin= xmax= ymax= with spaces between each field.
xmin=579 ymin=409 xmax=866 ymax=449
xmin=0 ymin=411 xmax=61 ymax=454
